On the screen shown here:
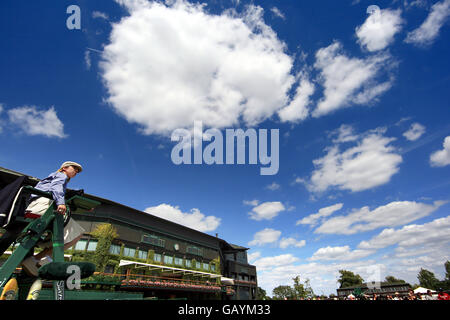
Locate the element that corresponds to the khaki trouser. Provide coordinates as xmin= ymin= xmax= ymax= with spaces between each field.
xmin=26 ymin=197 xmax=85 ymax=244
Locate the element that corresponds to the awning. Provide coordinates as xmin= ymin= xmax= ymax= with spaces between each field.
xmin=220 ymin=277 xmax=234 ymax=285
xmin=119 ymin=260 xmax=222 ymax=279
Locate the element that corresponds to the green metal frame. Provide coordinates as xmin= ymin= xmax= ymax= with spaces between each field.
xmin=0 ymin=186 xmax=100 ymax=300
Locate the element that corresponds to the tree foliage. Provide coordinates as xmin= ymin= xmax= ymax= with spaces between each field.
xmin=272 ymin=285 xmax=296 ymax=300
xmin=90 ymin=223 xmax=119 ymax=272
xmin=417 ymin=268 xmax=440 ymax=290
xmin=384 ymin=275 xmax=406 ymax=284
xmin=337 ymin=270 xmax=364 ymax=288
xmin=292 ymin=276 xmax=314 ymax=299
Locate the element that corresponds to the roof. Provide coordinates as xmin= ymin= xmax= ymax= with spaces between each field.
xmin=337 ymin=282 xmax=411 ymax=291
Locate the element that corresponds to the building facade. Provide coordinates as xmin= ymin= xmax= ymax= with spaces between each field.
xmin=0 ymin=167 xmax=258 ymax=300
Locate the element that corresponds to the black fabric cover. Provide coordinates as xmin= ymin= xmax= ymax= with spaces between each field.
xmin=0 ymin=176 xmax=27 ymax=227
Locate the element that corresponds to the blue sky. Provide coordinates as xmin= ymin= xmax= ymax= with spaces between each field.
xmin=1 ymin=0 xmax=449 ymax=296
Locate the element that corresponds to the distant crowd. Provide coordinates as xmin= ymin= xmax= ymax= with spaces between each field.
xmin=281 ymin=289 xmax=450 ymax=300
xmin=341 ymin=289 xmax=450 ymax=300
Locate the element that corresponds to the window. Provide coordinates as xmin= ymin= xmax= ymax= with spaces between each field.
xmin=164 ymin=255 xmax=173 ymax=265
xmin=138 ymin=250 xmax=148 ymax=260
xmin=211 ymin=264 xmax=216 ymax=272
xmin=123 ymin=247 xmax=135 ymax=258
xmin=196 ymin=261 xmax=201 ymax=269
xmin=153 ymin=253 xmax=162 ymax=263
xmin=185 ymin=259 xmax=191 ymax=268
xmin=87 ymin=240 xmax=97 ymax=252
xmin=187 ymin=246 xmax=203 ymax=257
xmin=109 ymin=244 xmax=121 ymax=255
xmin=174 ymin=257 xmax=183 ymax=266
xmin=142 ymin=234 xmax=165 ymax=248
xmin=74 ymin=240 xmax=87 ymax=251
xmin=203 ymin=263 xmax=209 ymax=271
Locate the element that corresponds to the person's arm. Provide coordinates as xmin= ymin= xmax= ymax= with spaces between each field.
xmin=50 ymin=172 xmax=68 ymax=214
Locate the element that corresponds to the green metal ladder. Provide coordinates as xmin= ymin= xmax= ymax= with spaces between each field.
xmin=0 ymin=186 xmax=99 ymax=300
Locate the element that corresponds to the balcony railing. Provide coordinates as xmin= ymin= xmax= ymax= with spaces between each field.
xmin=92 ymin=272 xmax=222 ymax=293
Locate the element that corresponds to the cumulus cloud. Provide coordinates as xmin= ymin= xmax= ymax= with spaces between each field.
xmin=430 ymin=136 xmax=450 ymax=167
xmin=331 ymin=124 xmax=359 ymax=144
xmin=309 ymin=245 xmax=374 ymax=261
xmin=279 ymin=238 xmax=306 ymax=249
xmin=252 ymin=254 xmax=299 ymax=271
xmin=144 ymin=203 xmax=221 ymax=232
xmin=358 ymin=214 xmax=450 ymax=250
xmin=296 ymin=203 xmax=343 ymax=226
xmin=405 ymin=0 xmax=450 ymax=46
xmin=248 ymin=201 xmax=285 ymax=221
xmin=308 ymin=127 xmax=402 ymax=193
xmin=7 ymin=106 xmax=67 ymax=138
xmin=315 ymin=200 xmax=445 ymax=235
xmin=101 ymin=0 xmax=309 ymax=136
xmin=403 ymin=122 xmax=426 ymax=141
xmin=248 ymin=228 xmax=281 ymax=246
xmin=277 ymin=76 xmax=314 ymax=123
xmin=356 ymin=8 xmax=404 ymax=52
xmin=312 ymin=41 xmax=395 ymax=117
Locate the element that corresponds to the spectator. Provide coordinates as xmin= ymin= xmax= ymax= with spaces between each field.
xmin=393 ymin=292 xmax=400 ymax=300
xmin=424 ymin=290 xmax=437 ymax=300
xmin=407 ymin=289 xmax=416 ymax=300
xmin=416 ymin=292 xmax=423 ymax=300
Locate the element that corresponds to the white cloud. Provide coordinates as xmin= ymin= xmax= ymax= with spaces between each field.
xmin=430 ymin=136 xmax=450 ymax=167
xmin=356 ymin=8 xmax=404 ymax=52
xmin=312 ymin=41 xmax=395 ymax=117
xmin=270 ymin=7 xmax=285 ymax=20
xmin=92 ymin=11 xmax=109 ymax=20
xmin=7 ymin=106 xmax=67 ymax=138
xmin=84 ymin=50 xmax=91 ymax=70
xmin=405 ymin=0 xmax=450 ymax=46
xmin=243 ymin=199 xmax=259 ymax=206
xmin=277 ymin=76 xmax=314 ymax=123
xmin=309 ymin=245 xmax=374 ymax=261
xmin=101 ymin=0 xmax=305 ymax=136
xmin=279 ymin=238 xmax=306 ymax=249
xmin=248 ymin=228 xmax=281 ymax=246
xmin=265 ymin=182 xmax=280 ymax=191
xmin=247 ymin=251 xmax=261 ymax=263
xmin=331 ymin=124 xmax=359 ymax=143
xmin=403 ymin=122 xmax=426 ymax=141
xmin=296 ymin=203 xmax=343 ymax=226
xmin=248 ymin=201 xmax=285 ymax=221
xmin=253 ymin=254 xmax=299 ymax=271
xmin=315 ymin=200 xmax=445 ymax=235
xmin=308 ymin=127 xmax=402 ymax=193
xmin=144 ymin=203 xmax=221 ymax=232
xmin=358 ymin=214 xmax=450 ymax=250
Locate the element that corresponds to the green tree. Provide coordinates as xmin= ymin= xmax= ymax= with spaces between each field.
xmin=292 ymin=276 xmax=314 ymax=299
xmin=256 ymin=287 xmax=269 ymax=300
xmin=417 ymin=268 xmax=440 ymax=290
xmin=337 ymin=270 xmax=364 ymax=289
xmin=272 ymin=285 xmax=296 ymax=300
xmin=385 ymin=275 xmax=406 ymax=284
xmin=90 ymin=223 xmax=119 ymax=272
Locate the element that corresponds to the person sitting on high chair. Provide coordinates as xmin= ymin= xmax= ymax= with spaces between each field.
xmin=21 ymin=161 xmax=86 ymax=277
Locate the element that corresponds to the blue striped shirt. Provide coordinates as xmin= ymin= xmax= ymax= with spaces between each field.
xmin=31 ymin=171 xmax=69 ymax=206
